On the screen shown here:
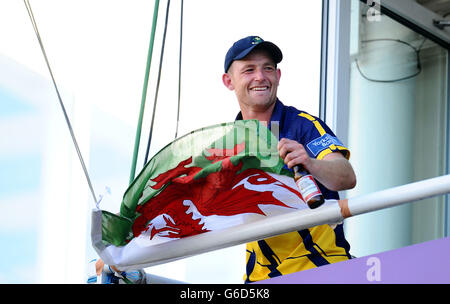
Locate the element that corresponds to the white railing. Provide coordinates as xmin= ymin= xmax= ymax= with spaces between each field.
xmin=92 ymin=174 xmax=450 ymax=271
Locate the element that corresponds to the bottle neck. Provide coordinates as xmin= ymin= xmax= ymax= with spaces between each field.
xmin=293 ymin=164 xmax=308 ymax=178
xmin=292 ymin=164 xmax=309 ymax=174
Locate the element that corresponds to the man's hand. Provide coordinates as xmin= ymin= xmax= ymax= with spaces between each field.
xmin=277 ymin=138 xmax=312 ymax=170
xmin=277 ymin=138 xmax=356 ymax=191
xmin=90 ymin=259 xmax=146 ymax=284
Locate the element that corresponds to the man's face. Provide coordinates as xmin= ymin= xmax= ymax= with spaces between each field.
xmin=223 ymin=50 xmax=281 ymax=114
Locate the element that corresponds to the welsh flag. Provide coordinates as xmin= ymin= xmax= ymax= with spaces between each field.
xmin=91 ymin=120 xmax=310 ymax=270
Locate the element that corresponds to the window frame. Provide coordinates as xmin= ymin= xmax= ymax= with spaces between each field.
xmin=321 ymin=0 xmax=450 ymax=237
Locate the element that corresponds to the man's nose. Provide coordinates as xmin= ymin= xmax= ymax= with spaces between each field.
xmin=254 ymin=68 xmax=265 ymax=81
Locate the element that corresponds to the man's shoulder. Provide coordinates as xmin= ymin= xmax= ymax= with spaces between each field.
xmin=279 ymin=102 xmax=332 ymax=138
xmin=279 ymin=102 xmax=318 ymax=125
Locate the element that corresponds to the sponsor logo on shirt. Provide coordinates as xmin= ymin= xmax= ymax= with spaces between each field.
xmin=307 ymin=134 xmax=343 ymax=156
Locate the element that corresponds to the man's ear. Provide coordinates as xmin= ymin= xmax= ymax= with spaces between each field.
xmin=222 ymin=73 xmax=234 ymax=91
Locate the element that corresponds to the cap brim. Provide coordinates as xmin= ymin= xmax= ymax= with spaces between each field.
xmin=254 ymin=41 xmax=283 ymax=64
xmin=233 ymin=41 xmax=283 ymax=66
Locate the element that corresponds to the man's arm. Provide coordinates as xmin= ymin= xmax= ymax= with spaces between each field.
xmin=277 ymin=138 xmax=356 ymax=191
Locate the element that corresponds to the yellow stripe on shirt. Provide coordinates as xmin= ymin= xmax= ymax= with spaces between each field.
xmin=298 ymin=113 xmax=350 ymax=160
xmin=298 ymin=112 xmax=326 ymax=136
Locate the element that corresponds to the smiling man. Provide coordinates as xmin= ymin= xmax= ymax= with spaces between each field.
xmin=223 ymin=36 xmax=281 ymax=124
xmin=222 ymin=36 xmax=357 ymax=282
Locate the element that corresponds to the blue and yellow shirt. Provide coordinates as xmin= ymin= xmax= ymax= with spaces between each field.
xmin=236 ymin=99 xmax=352 ymax=283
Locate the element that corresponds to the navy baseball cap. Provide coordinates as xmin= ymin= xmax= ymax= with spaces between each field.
xmin=224 ymin=36 xmax=283 ymax=72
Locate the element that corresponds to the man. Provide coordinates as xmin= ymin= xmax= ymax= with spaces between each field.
xmin=222 ymin=36 xmax=357 ymax=282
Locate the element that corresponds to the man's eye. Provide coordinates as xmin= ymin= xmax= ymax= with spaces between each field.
xmin=244 ymin=68 xmax=254 ymax=73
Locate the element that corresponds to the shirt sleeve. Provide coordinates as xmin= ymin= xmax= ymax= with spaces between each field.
xmin=296 ymin=112 xmax=350 ymax=160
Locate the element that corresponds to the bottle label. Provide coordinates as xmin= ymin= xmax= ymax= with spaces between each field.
xmin=296 ymin=175 xmax=322 ymax=202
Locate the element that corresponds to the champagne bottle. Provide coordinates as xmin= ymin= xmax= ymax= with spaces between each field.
xmin=293 ymin=165 xmax=325 ymax=209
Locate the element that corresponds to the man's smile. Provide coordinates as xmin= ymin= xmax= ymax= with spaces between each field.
xmin=250 ymin=86 xmax=270 ymax=91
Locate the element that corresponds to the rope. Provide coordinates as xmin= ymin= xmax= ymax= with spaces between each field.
xmin=24 ymin=0 xmax=98 ymax=203
xmin=174 ymin=0 xmax=184 ymax=139
xmin=129 ymin=0 xmax=161 ymax=184
xmin=143 ymin=0 xmax=171 ymax=166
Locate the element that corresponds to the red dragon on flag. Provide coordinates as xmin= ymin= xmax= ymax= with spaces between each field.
xmin=132 ymin=142 xmax=303 ymax=241
xmin=91 ymin=120 xmax=309 ymax=269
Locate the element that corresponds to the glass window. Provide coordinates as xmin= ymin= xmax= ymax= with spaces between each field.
xmin=345 ymin=0 xmax=448 ymax=257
